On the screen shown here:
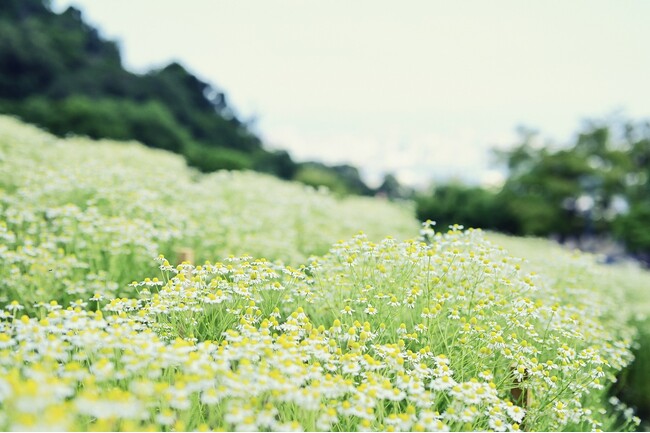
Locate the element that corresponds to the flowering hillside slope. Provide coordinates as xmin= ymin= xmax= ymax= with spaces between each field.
xmin=0 ymin=116 xmax=643 ymax=431
xmin=0 ymin=227 xmax=639 ymax=431
xmin=0 ymin=115 xmax=418 ymax=307
xmin=486 ymin=233 xmax=650 ymax=318
xmin=486 ymin=232 xmax=650 ymax=428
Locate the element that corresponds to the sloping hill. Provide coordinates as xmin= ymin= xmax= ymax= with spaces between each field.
xmin=0 ymin=117 xmax=647 ymax=431
xmin=0 ymin=115 xmax=418 ymax=306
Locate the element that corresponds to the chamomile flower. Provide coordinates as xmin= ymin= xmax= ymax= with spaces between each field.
xmin=363 ymin=304 xmax=378 ymax=315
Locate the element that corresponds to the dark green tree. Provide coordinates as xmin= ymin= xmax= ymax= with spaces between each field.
xmin=0 ymin=0 xmax=287 ymax=175
xmin=494 ymin=118 xmax=650 ymax=260
xmin=416 ymin=183 xmax=517 ymax=233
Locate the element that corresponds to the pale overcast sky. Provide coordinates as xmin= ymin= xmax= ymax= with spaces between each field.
xmin=52 ymin=0 xmax=650 ymax=187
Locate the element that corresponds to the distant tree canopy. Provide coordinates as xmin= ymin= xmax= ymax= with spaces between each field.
xmin=415 ymin=183 xmax=516 ymax=234
xmin=0 ymin=0 xmax=262 ymax=155
xmin=293 ymin=162 xmax=372 ymax=196
xmin=0 ymin=0 xmax=377 ymax=195
xmin=416 ymin=118 xmax=650 ymax=262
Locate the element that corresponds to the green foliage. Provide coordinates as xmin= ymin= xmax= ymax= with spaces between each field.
xmin=329 ymin=164 xmax=373 ymax=196
xmin=501 ymin=121 xmax=648 ymax=237
xmin=614 ymin=319 xmax=650 ymax=430
xmin=497 ymin=140 xmax=599 ymax=239
xmin=416 ymin=183 xmax=518 ymax=233
xmin=0 ymin=1 xmax=125 ymax=100
xmin=252 ymin=149 xmax=297 ymax=180
xmin=614 ymin=202 xmax=650 ymax=255
xmin=0 ymin=0 xmax=386 ymax=194
xmin=415 ymin=119 xmax=650 ymax=260
xmin=184 ymin=142 xmax=254 ymax=172
xmin=375 ymin=173 xmax=413 ymax=200
xmin=292 ymin=162 xmax=374 ymax=196
xmin=6 ymin=96 xmax=192 ymax=153
xmin=414 ymin=118 xmax=650 ymax=260
xmin=140 ymin=62 xmax=263 ymax=153
xmin=0 ymin=0 xmax=312 ymax=181
xmin=293 ymin=164 xmax=350 ymax=195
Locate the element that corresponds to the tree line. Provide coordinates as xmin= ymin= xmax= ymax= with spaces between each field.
xmin=0 ymin=0 xmax=383 ymax=195
xmin=416 ymin=119 xmax=650 ymax=263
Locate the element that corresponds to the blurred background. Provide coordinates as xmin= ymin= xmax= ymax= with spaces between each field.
xmin=1 ymin=0 xmax=649 ymax=264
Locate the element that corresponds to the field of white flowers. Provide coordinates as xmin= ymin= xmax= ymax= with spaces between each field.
xmin=0 ymin=115 xmax=646 ymax=431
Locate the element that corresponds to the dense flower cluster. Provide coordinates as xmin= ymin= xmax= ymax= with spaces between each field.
xmin=0 ymin=225 xmax=639 ymax=431
xmin=487 ymin=233 xmax=650 ymax=321
xmin=0 ymin=115 xmax=418 ymax=308
xmin=0 ymin=116 xmax=644 ymax=431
